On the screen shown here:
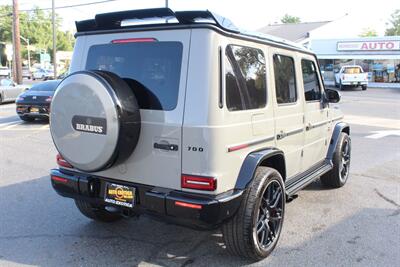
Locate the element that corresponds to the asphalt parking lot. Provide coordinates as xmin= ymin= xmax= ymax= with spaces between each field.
xmin=0 ymin=87 xmax=399 ymax=266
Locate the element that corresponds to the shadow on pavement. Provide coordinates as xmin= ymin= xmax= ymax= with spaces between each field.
xmin=0 ymin=176 xmax=398 ymax=266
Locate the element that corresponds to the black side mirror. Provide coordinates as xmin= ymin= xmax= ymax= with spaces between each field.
xmin=325 ymin=88 xmax=341 ymax=103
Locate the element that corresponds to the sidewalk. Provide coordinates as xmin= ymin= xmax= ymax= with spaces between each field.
xmin=324 ymin=81 xmax=400 ymax=89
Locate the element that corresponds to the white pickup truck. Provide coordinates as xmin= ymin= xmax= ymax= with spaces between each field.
xmin=334 ymin=65 xmax=368 ymax=90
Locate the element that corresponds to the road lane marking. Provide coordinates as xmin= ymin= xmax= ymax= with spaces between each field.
xmin=0 ymin=127 xmax=49 ymax=131
xmin=344 ymin=115 xmax=400 ymax=130
xmin=0 ymin=121 xmax=21 ymax=128
xmin=366 ymin=130 xmax=400 ymax=139
xmin=3 ymin=122 xmax=23 ymax=130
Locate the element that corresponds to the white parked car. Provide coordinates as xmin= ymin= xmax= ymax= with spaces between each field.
xmin=22 ymin=67 xmax=32 ymax=79
xmin=33 ymin=68 xmax=54 ymax=80
xmin=0 ymin=78 xmax=28 ymax=104
xmin=49 ymin=8 xmax=350 ymax=261
xmin=0 ymin=66 xmax=11 ymax=78
xmin=334 ymin=65 xmax=368 ymax=90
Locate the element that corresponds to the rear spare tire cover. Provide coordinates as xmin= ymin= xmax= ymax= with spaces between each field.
xmin=50 ymin=70 xmax=141 ymax=172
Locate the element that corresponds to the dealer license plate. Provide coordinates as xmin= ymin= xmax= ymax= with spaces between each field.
xmin=104 ymin=183 xmax=135 ymax=208
xmin=30 ymin=107 xmax=39 ymax=113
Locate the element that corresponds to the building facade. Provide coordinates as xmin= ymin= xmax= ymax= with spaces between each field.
xmin=312 ymin=37 xmax=400 ymax=84
xmin=258 ymin=18 xmax=400 ymax=85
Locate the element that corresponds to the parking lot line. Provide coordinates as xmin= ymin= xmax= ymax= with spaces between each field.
xmin=345 ymin=115 xmax=400 ymax=130
xmin=0 ymin=121 xmax=21 ymax=128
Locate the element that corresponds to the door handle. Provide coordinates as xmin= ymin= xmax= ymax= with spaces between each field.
xmin=276 ymin=131 xmax=287 ymax=140
xmin=154 ymin=142 xmax=178 ymax=151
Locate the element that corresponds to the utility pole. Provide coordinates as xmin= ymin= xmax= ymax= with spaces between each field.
xmin=52 ymin=0 xmax=57 ymax=79
xmin=165 ymin=0 xmax=168 ymax=8
xmin=12 ymin=0 xmax=22 ymax=84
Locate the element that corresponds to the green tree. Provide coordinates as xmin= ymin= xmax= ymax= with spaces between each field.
xmin=385 ymin=9 xmax=400 ymax=36
xmin=0 ymin=5 xmax=75 ymax=61
xmin=281 ymin=14 xmax=301 ymax=24
xmin=359 ymin=27 xmax=378 ymax=37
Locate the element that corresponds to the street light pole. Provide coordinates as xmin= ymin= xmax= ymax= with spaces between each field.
xmin=52 ymin=0 xmax=57 ymax=79
xmin=20 ymin=36 xmax=30 ymax=70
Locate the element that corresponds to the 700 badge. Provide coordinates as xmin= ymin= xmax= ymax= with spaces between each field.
xmin=188 ymin=146 xmax=204 ymax=152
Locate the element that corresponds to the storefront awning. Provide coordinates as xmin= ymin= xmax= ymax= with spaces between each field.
xmin=317 ymin=54 xmax=400 ymax=60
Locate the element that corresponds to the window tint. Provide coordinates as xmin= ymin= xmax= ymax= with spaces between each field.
xmin=301 ymin=59 xmax=322 ymax=101
xmin=225 ymin=45 xmax=266 ymax=111
xmin=85 ymin=41 xmax=183 ymax=111
xmin=343 ymin=67 xmax=362 ymax=74
xmin=273 ymin=54 xmax=297 ymax=104
xmin=30 ymin=81 xmax=60 ymax=91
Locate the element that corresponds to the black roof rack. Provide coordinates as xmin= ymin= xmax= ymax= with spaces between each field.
xmin=75 ymin=8 xmax=306 ymax=53
xmin=76 ymin=8 xmax=240 ymax=33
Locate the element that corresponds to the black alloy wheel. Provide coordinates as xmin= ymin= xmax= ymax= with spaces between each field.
xmin=339 ymin=138 xmax=351 ymax=183
xmin=255 ymin=180 xmax=284 ymax=250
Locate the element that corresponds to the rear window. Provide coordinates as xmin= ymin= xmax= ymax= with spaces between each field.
xmin=225 ymin=45 xmax=266 ymax=111
xmin=85 ymin=41 xmax=183 ymax=111
xmin=343 ymin=67 xmax=362 ymax=74
xmin=30 ymin=81 xmax=60 ymax=91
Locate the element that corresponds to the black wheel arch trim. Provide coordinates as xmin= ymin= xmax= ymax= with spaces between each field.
xmin=234 ymin=148 xmax=285 ymax=190
xmin=326 ymin=122 xmax=350 ymax=161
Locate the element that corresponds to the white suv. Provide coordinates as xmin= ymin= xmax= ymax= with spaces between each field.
xmin=49 ymin=8 xmax=350 ymax=261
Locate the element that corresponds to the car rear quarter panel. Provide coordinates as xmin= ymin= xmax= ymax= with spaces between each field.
xmin=182 ymin=30 xmax=276 ymax=195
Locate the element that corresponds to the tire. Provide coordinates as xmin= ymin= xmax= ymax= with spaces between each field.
xmin=19 ymin=115 xmax=35 ymax=122
xmin=339 ymin=81 xmax=343 ymax=91
xmin=50 ymin=70 xmax=141 ymax=172
xmin=362 ymin=85 xmax=367 ymax=90
xmin=321 ymin=132 xmax=351 ymax=188
xmin=0 ymin=94 xmax=2 ymax=105
xmin=222 ymin=167 xmax=285 ymax=261
xmin=75 ymin=199 xmax=123 ymax=222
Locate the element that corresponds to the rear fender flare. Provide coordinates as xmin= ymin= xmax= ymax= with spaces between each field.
xmin=234 ymin=148 xmax=285 ymax=190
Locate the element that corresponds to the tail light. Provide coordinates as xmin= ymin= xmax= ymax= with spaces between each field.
xmin=45 ymin=96 xmax=52 ymax=102
xmin=181 ymin=175 xmax=216 ymax=191
xmin=51 ymin=175 xmax=68 ymax=183
xmin=175 ymin=201 xmax=202 ymax=210
xmin=56 ymin=154 xmax=73 ymax=168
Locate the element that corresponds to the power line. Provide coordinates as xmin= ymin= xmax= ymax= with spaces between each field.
xmin=19 ymin=0 xmax=119 ymax=12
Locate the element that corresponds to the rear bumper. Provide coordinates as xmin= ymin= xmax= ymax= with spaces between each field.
xmin=50 ymin=169 xmax=244 ymax=229
xmin=341 ymin=81 xmax=368 ymax=86
xmin=16 ymin=103 xmax=50 ymax=117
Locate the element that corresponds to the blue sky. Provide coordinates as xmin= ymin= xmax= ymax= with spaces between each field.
xmin=1 ymin=0 xmax=398 ymax=35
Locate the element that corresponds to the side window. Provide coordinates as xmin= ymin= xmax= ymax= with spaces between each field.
xmin=273 ymin=54 xmax=297 ymax=104
xmin=301 ymin=59 xmax=321 ymax=101
xmin=225 ymin=45 xmax=266 ymax=111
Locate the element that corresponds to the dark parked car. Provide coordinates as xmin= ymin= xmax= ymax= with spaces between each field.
xmin=16 ymin=80 xmax=60 ymax=121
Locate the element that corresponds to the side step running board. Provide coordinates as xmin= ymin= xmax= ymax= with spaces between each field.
xmin=285 ymin=161 xmax=333 ymax=196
